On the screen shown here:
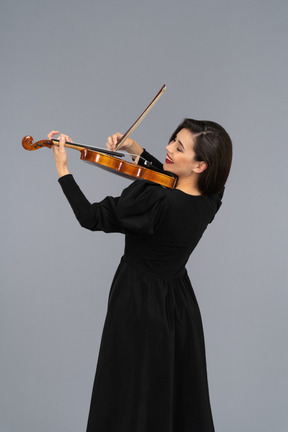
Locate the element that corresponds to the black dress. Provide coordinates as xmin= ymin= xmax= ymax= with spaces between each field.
xmin=58 ymin=151 xmax=223 ymax=432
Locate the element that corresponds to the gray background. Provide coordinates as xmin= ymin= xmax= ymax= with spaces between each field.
xmin=1 ymin=0 xmax=287 ymax=431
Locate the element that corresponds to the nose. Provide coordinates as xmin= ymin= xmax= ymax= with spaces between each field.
xmin=166 ymin=141 xmax=173 ymax=152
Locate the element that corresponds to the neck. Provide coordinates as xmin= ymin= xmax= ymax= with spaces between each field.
xmin=175 ymin=177 xmax=202 ymax=196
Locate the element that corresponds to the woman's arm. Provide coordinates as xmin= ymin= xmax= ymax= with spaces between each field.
xmin=106 ymin=132 xmax=144 ymax=158
xmin=106 ymin=133 xmax=163 ymax=170
xmin=48 ymin=131 xmax=167 ymax=235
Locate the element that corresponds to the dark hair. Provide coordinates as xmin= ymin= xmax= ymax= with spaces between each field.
xmin=169 ymin=118 xmax=232 ymax=194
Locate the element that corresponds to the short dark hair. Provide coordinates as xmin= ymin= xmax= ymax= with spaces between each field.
xmin=169 ymin=118 xmax=233 ymax=194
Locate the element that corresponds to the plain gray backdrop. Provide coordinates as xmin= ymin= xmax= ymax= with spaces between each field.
xmin=1 ymin=0 xmax=287 ymax=431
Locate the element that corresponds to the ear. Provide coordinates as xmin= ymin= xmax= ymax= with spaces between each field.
xmin=193 ymin=161 xmax=207 ymax=174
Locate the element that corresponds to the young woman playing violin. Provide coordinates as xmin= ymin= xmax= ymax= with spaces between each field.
xmin=49 ymin=118 xmax=232 ymax=432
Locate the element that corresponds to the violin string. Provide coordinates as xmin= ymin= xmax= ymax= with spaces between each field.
xmin=52 ymin=139 xmax=125 ymax=157
xmin=53 ymin=138 xmax=166 ymax=174
xmin=53 ymin=138 xmax=151 ymax=164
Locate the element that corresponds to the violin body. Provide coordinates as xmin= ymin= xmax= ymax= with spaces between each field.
xmin=22 ymin=135 xmax=178 ymax=189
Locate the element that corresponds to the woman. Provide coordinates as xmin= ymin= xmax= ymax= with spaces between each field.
xmin=49 ymin=118 xmax=232 ymax=432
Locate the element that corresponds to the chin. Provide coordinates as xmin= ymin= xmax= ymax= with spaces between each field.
xmin=163 ymin=162 xmax=174 ymax=172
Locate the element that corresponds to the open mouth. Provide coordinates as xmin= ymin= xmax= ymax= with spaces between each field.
xmin=165 ymin=155 xmax=174 ymax=164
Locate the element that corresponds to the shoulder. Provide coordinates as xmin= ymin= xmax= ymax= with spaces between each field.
xmin=115 ymin=180 xmax=168 ymax=235
xmin=163 ymin=188 xmax=223 ymax=224
xmin=119 ymin=180 xmax=167 ymax=206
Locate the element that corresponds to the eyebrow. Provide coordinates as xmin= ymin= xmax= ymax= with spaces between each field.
xmin=177 ymin=139 xmax=185 ymax=150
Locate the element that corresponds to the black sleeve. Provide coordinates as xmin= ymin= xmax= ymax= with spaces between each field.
xmin=138 ymin=149 xmax=164 ymax=171
xmin=58 ymin=174 xmax=168 ymax=235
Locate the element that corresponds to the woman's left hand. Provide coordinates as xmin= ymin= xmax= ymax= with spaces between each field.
xmin=48 ymin=130 xmax=72 ymax=178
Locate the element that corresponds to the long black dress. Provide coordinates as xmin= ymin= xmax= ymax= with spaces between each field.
xmin=58 ymin=151 xmax=223 ymax=432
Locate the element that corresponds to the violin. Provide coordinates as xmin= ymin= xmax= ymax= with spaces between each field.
xmin=22 ymin=85 xmax=178 ymax=189
xmin=22 ymin=135 xmax=177 ymax=188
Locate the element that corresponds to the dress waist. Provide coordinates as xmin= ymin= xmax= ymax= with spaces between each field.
xmin=122 ymin=254 xmax=187 ymax=280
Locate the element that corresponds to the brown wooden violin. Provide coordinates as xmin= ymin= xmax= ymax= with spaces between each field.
xmin=22 ymin=135 xmax=177 ymax=188
xmin=21 ymin=85 xmax=177 ymax=189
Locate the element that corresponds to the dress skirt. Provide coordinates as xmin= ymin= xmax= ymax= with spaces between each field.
xmin=86 ymin=257 xmax=215 ymax=432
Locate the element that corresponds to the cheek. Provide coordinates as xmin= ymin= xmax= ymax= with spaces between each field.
xmin=179 ymin=154 xmax=191 ymax=166
xmin=181 ymin=157 xmax=195 ymax=173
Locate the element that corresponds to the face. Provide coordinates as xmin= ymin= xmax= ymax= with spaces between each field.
xmin=163 ymin=128 xmax=204 ymax=179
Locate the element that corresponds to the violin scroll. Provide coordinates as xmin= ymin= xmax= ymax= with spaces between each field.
xmin=22 ymin=136 xmax=53 ymax=151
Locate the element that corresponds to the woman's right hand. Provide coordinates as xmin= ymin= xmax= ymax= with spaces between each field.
xmin=106 ymin=132 xmax=144 ymax=157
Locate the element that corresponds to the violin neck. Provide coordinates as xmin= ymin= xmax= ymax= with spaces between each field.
xmin=52 ymin=139 xmax=125 ymax=157
xmin=52 ymin=139 xmax=86 ymax=152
